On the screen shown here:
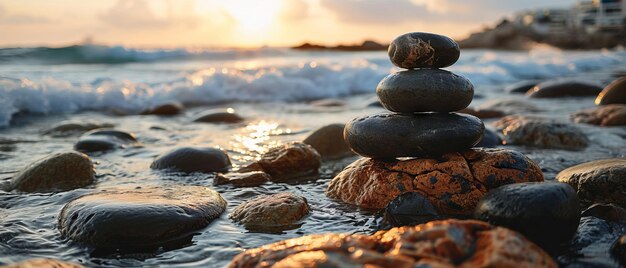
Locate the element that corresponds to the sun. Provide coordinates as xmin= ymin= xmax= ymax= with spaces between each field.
xmin=222 ymin=0 xmax=284 ymax=32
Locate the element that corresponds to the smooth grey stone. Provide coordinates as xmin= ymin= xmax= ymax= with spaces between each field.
xmin=376 ymin=69 xmax=474 ymax=113
xmin=151 ymin=147 xmax=231 ymax=173
xmin=475 ymin=182 xmax=580 ymax=255
xmin=388 ymin=32 xmax=460 ymax=69
xmin=344 ymin=113 xmax=484 ymax=158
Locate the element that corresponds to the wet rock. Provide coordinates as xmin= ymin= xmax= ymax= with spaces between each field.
xmin=572 ymin=104 xmax=626 ymax=126
xmin=230 ymin=193 xmax=309 ymax=231
xmin=582 ymin=203 xmax=626 ymax=223
xmin=459 ymin=107 xmax=506 ymax=119
xmin=43 ymin=122 xmax=114 ymax=137
xmin=526 ymin=79 xmax=602 ymax=98
xmin=326 ymin=148 xmax=543 ymax=213
xmin=3 ymin=259 xmax=84 ymax=268
xmin=478 ymin=99 xmax=541 ymax=114
xmin=229 ymin=219 xmax=556 ymax=267
xmin=214 ymin=171 xmax=270 ymax=187
xmin=74 ymin=129 xmax=139 ymax=153
xmin=596 ymin=77 xmax=626 ymax=105
xmin=9 ymin=151 xmax=95 ymax=193
xmin=505 ymin=80 xmax=540 ymax=94
xmin=150 ymin=147 xmax=231 ymax=173
xmin=345 ymin=113 xmax=484 ymax=159
xmin=557 ymin=158 xmax=626 ymax=207
xmin=388 ymin=32 xmax=460 ymax=69
xmin=612 ymin=234 xmax=626 ymax=266
xmin=192 ymin=109 xmax=244 ymax=124
xmin=560 ymin=216 xmax=624 ymax=267
xmin=240 ymin=142 xmax=321 ymax=181
xmin=376 ymin=69 xmax=473 ymax=113
xmin=383 ymin=192 xmax=442 ymax=227
xmin=58 ymin=186 xmax=226 ymax=251
xmin=474 ymin=182 xmax=581 ymax=255
xmin=476 ymin=127 xmax=501 ymax=148
xmin=302 ymin=124 xmax=354 ymax=160
xmin=309 ymin=98 xmax=346 ymax=107
xmin=494 ymin=115 xmax=588 ymax=150
xmin=141 ymin=102 xmax=184 ymax=115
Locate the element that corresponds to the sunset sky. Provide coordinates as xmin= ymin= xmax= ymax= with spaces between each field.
xmin=0 ymin=0 xmax=577 ymax=48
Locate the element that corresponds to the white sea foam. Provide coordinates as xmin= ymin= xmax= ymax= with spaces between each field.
xmin=0 ymin=47 xmax=624 ymax=127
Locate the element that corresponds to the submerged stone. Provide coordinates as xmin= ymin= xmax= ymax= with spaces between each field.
xmin=192 ymin=109 xmax=244 ymax=124
xmin=214 ymin=171 xmax=270 ymax=187
xmin=74 ymin=129 xmax=139 ymax=153
xmin=150 ymin=147 xmax=231 ymax=173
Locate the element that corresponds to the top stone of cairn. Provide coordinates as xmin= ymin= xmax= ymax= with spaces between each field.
xmin=388 ymin=32 xmax=460 ymax=69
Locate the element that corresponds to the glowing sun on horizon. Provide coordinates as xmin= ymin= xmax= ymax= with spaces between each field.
xmin=222 ymin=0 xmax=284 ymax=32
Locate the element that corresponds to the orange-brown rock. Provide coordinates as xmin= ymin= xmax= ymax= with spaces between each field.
xmin=572 ymin=104 xmax=626 ymax=126
xmin=240 ymin=142 xmax=321 ymax=181
xmin=228 ymin=219 xmax=556 ymax=268
xmin=3 ymin=259 xmax=84 ymax=268
xmin=326 ymin=148 xmax=543 ymax=213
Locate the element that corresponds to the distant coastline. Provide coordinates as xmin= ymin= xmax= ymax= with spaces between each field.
xmin=291 ymin=40 xmax=387 ymax=51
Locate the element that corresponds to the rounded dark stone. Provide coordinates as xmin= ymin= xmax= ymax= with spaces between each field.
xmin=475 ymin=127 xmax=501 ymax=148
xmin=344 ymin=113 xmax=484 ymax=158
xmin=504 ymin=80 xmax=540 ymax=94
xmin=303 ymin=124 xmax=354 ymax=160
xmin=383 ymin=192 xmax=443 ymax=227
xmin=596 ymin=77 xmax=626 ymax=105
xmin=388 ymin=32 xmax=460 ymax=69
xmin=474 ymin=182 xmax=581 ymax=255
xmin=58 ymin=186 xmax=226 ymax=251
xmin=141 ymin=102 xmax=184 ymax=116
xmin=376 ymin=69 xmax=474 ymax=113
xmin=74 ymin=129 xmax=138 ymax=153
xmin=581 ymin=203 xmax=626 ymax=223
xmin=150 ymin=147 xmax=231 ymax=173
xmin=526 ymin=79 xmax=603 ymax=98
xmin=192 ymin=110 xmax=244 ymax=124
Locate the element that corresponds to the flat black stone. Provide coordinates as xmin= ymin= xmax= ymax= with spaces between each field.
xmin=504 ymin=80 xmax=541 ymax=94
xmin=344 ymin=113 xmax=484 ymax=158
xmin=475 ymin=182 xmax=581 ymax=255
xmin=150 ymin=147 xmax=231 ymax=173
xmin=376 ymin=69 xmax=473 ymax=113
xmin=388 ymin=32 xmax=460 ymax=69
xmin=192 ymin=110 xmax=244 ymax=124
xmin=527 ymin=79 xmax=603 ymax=98
xmin=74 ymin=129 xmax=138 ymax=153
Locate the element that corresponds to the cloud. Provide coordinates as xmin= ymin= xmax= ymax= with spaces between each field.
xmin=320 ymin=0 xmax=434 ymax=24
xmin=99 ymin=0 xmax=199 ymax=29
xmin=0 ymin=4 xmax=53 ymax=25
xmin=279 ymin=0 xmax=310 ymax=22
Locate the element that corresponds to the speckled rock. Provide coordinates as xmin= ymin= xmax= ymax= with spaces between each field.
xmin=3 ymin=259 xmax=84 ymax=268
xmin=596 ymin=77 xmax=626 ymax=105
xmin=141 ymin=102 xmax=184 ymax=115
xmin=303 ymin=124 xmax=353 ymax=160
xmin=150 ymin=147 xmax=231 ymax=173
xmin=557 ymin=158 xmax=626 ymax=207
xmin=376 ymin=69 xmax=473 ymax=113
xmin=240 ymin=142 xmax=321 ymax=181
xmin=214 ymin=171 xmax=270 ymax=187
xmin=74 ymin=129 xmax=139 ymax=153
xmin=572 ymin=104 xmax=626 ymax=126
xmin=228 ymin=219 xmax=556 ymax=268
xmin=326 ymin=148 xmax=543 ymax=213
xmin=494 ymin=115 xmax=588 ymax=150
xmin=230 ymin=193 xmax=309 ymax=231
xmin=474 ymin=182 xmax=581 ymax=255
xmin=345 ymin=113 xmax=484 ymax=159
xmin=505 ymin=80 xmax=540 ymax=94
xmin=58 ymin=186 xmax=226 ymax=250
xmin=192 ymin=109 xmax=244 ymax=124
xmin=526 ymin=79 xmax=602 ymax=98
xmin=9 ymin=151 xmax=95 ymax=193
xmin=459 ymin=107 xmax=506 ymax=119
xmin=388 ymin=32 xmax=460 ymax=69
xmin=43 ymin=122 xmax=114 ymax=137
xmin=476 ymin=127 xmax=501 ymax=148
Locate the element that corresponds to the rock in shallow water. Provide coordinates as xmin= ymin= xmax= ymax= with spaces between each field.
xmin=150 ymin=147 xmax=231 ymax=173
xmin=9 ymin=151 xmax=95 ymax=193
xmin=58 ymin=186 xmax=226 ymax=251
xmin=3 ymin=259 xmax=84 ymax=268
xmin=383 ymin=192 xmax=443 ymax=227
xmin=141 ymin=102 xmax=184 ymax=115
xmin=303 ymin=124 xmax=354 ymax=160
xmin=230 ymin=192 xmax=309 ymax=231
xmin=74 ymin=129 xmax=139 ymax=153
xmin=376 ymin=69 xmax=473 ymax=113
xmin=560 ymin=216 xmax=624 ymax=267
xmin=476 ymin=127 xmax=501 ymax=148
xmin=388 ymin=32 xmax=460 ymax=69
xmin=228 ymin=219 xmax=556 ymax=267
xmin=240 ymin=142 xmax=321 ymax=181
xmin=526 ymin=79 xmax=603 ymax=98
xmin=494 ymin=115 xmax=589 ymax=150
xmin=326 ymin=148 xmax=543 ymax=213
xmin=214 ymin=171 xmax=270 ymax=187
xmin=192 ymin=109 xmax=244 ymax=124
xmin=43 ymin=122 xmax=114 ymax=137
xmin=344 ymin=113 xmax=484 ymax=159
xmin=557 ymin=158 xmax=626 ymax=208
xmin=572 ymin=104 xmax=626 ymax=126
xmin=596 ymin=77 xmax=626 ymax=105
xmin=474 ymin=182 xmax=581 ymax=255
xmin=505 ymin=80 xmax=541 ymax=94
